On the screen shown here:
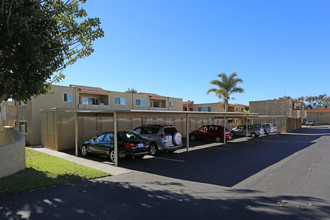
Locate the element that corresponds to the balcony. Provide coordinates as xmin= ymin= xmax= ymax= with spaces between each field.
xmin=292 ymin=110 xmax=302 ymax=118
xmin=78 ymin=104 xmax=110 ymax=110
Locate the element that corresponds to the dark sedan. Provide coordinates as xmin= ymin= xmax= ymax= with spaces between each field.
xmin=80 ymin=131 xmax=150 ymax=163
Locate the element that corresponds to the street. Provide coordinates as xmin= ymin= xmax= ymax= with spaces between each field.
xmin=1 ymin=126 xmax=330 ymax=219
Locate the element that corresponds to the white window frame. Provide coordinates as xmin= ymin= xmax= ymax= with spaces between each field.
xmin=64 ymin=93 xmax=72 ymax=103
xmin=114 ymin=97 xmax=126 ymax=105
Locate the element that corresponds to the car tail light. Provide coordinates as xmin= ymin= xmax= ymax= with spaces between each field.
xmin=160 ymin=134 xmax=166 ymax=139
xmin=124 ymin=143 xmax=136 ymax=148
xmin=145 ymin=142 xmax=150 ymax=146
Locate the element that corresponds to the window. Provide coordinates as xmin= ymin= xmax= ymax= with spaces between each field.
xmin=169 ymin=101 xmax=173 ymax=107
xmin=198 ymin=107 xmax=211 ymax=112
xmin=136 ymin=99 xmax=145 ymax=106
xmin=320 ymin=113 xmax=324 ymax=116
xmin=19 ymin=121 xmax=28 ymax=134
xmin=236 ymin=108 xmax=238 ymax=111
xmin=64 ymin=93 xmax=72 ymax=102
xmin=82 ymin=97 xmax=96 ymax=105
xmin=115 ymin=97 xmax=126 ymax=105
xmin=95 ymin=134 xmax=105 ymax=142
xmin=104 ymin=133 xmax=114 ymax=141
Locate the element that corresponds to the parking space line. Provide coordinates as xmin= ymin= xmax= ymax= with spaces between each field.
xmin=153 ymin=157 xmax=185 ymax=163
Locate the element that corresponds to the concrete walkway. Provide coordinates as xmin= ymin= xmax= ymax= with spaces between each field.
xmin=29 ymin=147 xmax=132 ymax=176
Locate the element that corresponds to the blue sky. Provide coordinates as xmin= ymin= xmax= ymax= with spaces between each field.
xmin=60 ymin=0 xmax=330 ymax=105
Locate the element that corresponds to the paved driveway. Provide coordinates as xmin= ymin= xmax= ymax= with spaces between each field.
xmin=1 ymin=126 xmax=330 ymax=219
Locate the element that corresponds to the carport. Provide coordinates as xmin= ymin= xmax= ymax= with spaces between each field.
xmin=67 ymin=110 xmax=282 ymax=166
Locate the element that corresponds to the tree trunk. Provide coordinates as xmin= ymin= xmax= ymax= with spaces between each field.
xmin=225 ymin=99 xmax=228 ymax=112
xmin=0 ymin=93 xmax=8 ymax=104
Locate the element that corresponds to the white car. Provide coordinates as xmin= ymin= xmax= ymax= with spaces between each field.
xmin=262 ymin=123 xmax=277 ymax=134
xmin=306 ymin=120 xmax=314 ymax=126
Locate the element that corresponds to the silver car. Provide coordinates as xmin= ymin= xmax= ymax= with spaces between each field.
xmin=132 ymin=125 xmax=183 ymax=155
xmin=231 ymin=125 xmax=264 ymax=138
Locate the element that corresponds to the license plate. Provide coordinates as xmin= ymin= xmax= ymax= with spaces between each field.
xmin=137 ymin=143 xmax=144 ymax=148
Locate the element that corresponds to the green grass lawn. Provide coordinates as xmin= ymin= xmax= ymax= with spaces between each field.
xmin=0 ymin=148 xmax=110 ymax=197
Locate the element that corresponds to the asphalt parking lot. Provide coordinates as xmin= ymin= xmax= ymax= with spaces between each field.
xmin=1 ymin=126 xmax=330 ymax=219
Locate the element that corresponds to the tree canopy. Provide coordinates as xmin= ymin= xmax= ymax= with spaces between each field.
xmin=296 ymin=94 xmax=329 ymax=109
xmin=207 ymin=72 xmax=244 ymax=112
xmin=0 ymin=0 xmax=104 ymax=102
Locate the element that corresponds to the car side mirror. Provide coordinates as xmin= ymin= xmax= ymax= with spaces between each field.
xmin=93 ymin=137 xmax=97 ymax=141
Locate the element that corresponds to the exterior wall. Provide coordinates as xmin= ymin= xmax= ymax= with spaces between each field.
xmin=0 ymin=126 xmax=26 ymax=179
xmin=0 ymin=101 xmax=17 ymax=127
xmin=306 ymin=110 xmax=330 ymax=125
xmin=169 ymin=97 xmax=183 ymax=111
xmin=250 ymin=98 xmax=305 ymax=133
xmin=192 ymin=102 xmax=224 ymax=112
xmin=8 ymin=85 xmax=183 ymax=146
xmin=29 ymin=85 xmax=77 ymax=145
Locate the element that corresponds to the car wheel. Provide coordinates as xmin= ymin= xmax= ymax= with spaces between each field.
xmin=190 ymin=135 xmax=196 ymax=141
xmin=81 ymin=145 xmax=88 ymax=157
xmin=215 ymin=136 xmax=222 ymax=143
xmin=149 ymin=144 xmax=159 ymax=156
xmin=109 ymin=149 xmax=115 ymax=163
xmin=173 ymin=132 xmax=182 ymax=146
xmin=250 ymin=132 xmax=257 ymax=138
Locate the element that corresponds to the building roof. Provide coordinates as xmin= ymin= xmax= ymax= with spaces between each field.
xmin=69 ymin=85 xmax=109 ymax=93
xmin=306 ymin=109 xmax=330 ymax=113
xmin=139 ymin=93 xmax=167 ymax=98
xmin=183 ymin=101 xmax=194 ymax=105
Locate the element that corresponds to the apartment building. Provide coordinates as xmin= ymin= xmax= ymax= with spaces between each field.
xmin=249 ymin=98 xmax=306 ymax=132
xmin=3 ymin=85 xmax=183 ymax=145
xmin=182 ymin=101 xmax=249 ymax=128
xmin=305 ymin=109 xmax=330 ymax=125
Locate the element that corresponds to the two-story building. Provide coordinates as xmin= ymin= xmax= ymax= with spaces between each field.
xmin=305 ymin=109 xmax=330 ymax=125
xmin=3 ymin=85 xmax=183 ymax=145
xmin=249 ymin=98 xmax=306 ymax=133
xmin=182 ymin=101 xmax=249 ymax=128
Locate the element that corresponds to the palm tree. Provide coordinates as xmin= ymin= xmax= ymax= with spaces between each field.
xmin=207 ymin=72 xmax=244 ymax=112
xmin=125 ymin=88 xmax=138 ymax=93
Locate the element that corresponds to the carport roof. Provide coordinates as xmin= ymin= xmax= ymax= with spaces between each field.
xmin=64 ymin=109 xmax=260 ymax=118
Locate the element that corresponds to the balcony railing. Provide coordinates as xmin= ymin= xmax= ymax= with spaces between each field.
xmin=78 ymin=104 xmax=110 ymax=110
xmin=292 ymin=110 xmax=302 ymax=118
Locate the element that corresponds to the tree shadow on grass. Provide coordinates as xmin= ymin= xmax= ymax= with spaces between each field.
xmin=1 ymin=179 xmax=330 ymax=219
xmin=0 ymin=168 xmax=93 ymax=197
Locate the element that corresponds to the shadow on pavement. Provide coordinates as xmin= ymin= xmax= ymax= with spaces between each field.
xmin=117 ymin=126 xmax=329 ymax=187
xmin=1 ymin=179 xmax=330 ymax=219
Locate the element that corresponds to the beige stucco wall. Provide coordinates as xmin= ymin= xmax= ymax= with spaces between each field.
xmin=307 ymin=112 xmax=330 ymax=125
xmin=192 ymin=102 xmax=224 ymax=112
xmin=0 ymin=126 xmax=26 ymax=179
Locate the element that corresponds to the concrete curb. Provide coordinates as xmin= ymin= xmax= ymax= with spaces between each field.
xmin=29 ymin=147 xmax=132 ymax=176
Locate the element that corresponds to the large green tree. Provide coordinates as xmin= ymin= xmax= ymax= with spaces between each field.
xmin=207 ymin=72 xmax=244 ymax=112
xmin=0 ymin=0 xmax=104 ymax=102
xmin=296 ymin=94 xmax=328 ymax=109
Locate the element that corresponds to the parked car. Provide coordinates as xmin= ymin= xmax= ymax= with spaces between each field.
xmin=305 ymin=120 xmax=314 ymax=126
xmin=80 ymin=131 xmax=150 ymax=163
xmin=189 ymin=125 xmax=232 ymax=142
xmin=254 ymin=123 xmax=277 ymax=134
xmin=132 ymin=124 xmax=183 ymax=155
xmin=231 ymin=125 xmax=264 ymax=138
xmin=262 ymin=123 xmax=277 ymax=134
